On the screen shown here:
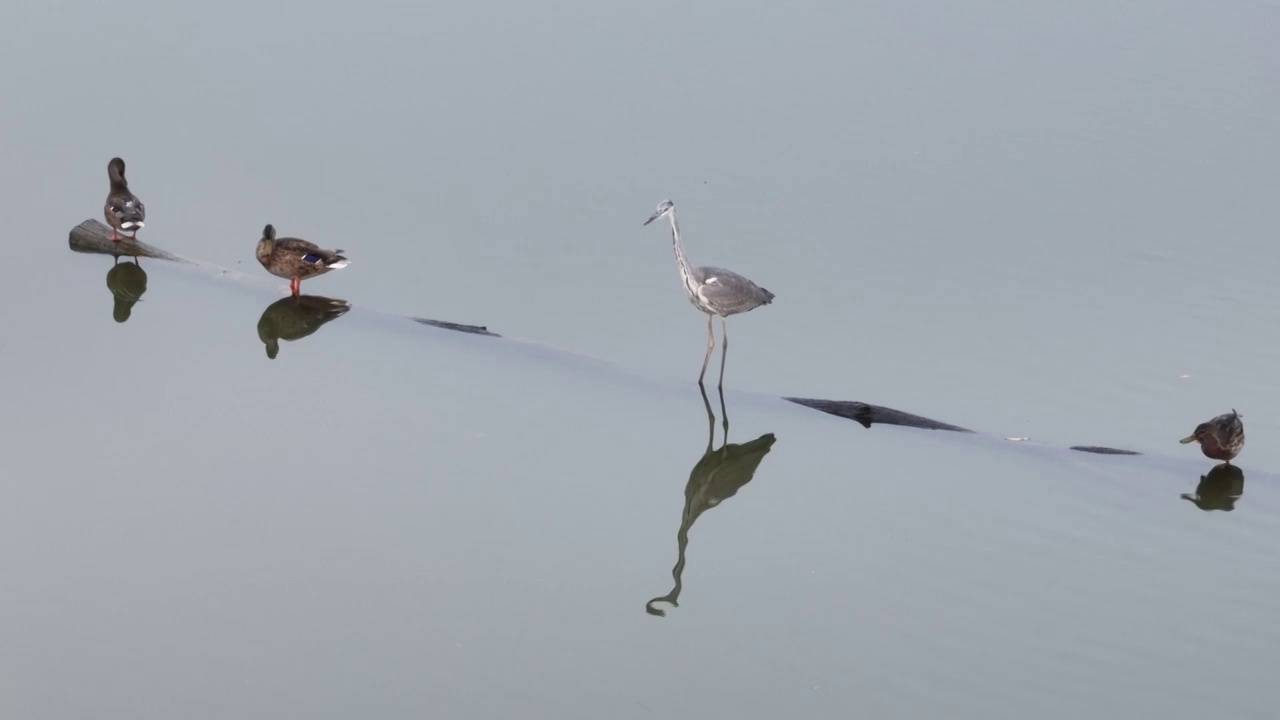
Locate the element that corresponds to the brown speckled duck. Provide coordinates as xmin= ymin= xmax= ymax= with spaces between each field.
xmin=104 ymin=157 xmax=145 ymax=242
xmin=255 ymin=224 xmax=350 ymax=297
xmin=1180 ymin=409 xmax=1245 ymax=464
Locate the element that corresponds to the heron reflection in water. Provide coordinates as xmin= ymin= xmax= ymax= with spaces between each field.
xmin=646 ymin=385 xmax=776 ymax=617
xmin=256 ymin=295 xmax=351 ymax=359
xmin=106 ymin=255 xmax=147 ymax=323
xmin=1181 ymin=463 xmax=1245 ymax=512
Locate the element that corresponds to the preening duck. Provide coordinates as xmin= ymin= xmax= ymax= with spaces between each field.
xmin=1180 ymin=409 xmax=1245 ymax=464
xmin=104 ymin=157 xmax=145 ymax=242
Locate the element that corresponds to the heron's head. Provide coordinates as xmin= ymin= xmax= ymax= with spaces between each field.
xmin=643 ymin=200 xmax=675 ymax=226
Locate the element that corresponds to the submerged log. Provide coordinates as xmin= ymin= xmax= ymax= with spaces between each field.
xmin=68 ymin=219 xmax=500 ymax=339
xmin=68 ymin=219 xmax=182 ymax=262
xmin=1070 ymin=445 xmax=1142 ymax=456
xmin=59 ymin=220 xmax=1165 ymax=456
xmin=412 ymin=317 xmax=499 ymax=337
xmin=784 ymin=397 xmax=973 ymax=432
xmin=786 ymin=398 xmax=1146 ymax=455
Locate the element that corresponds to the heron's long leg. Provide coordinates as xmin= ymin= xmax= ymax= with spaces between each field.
xmin=717 ymin=316 xmax=729 ymax=389
xmin=698 ymin=313 xmax=714 ymax=385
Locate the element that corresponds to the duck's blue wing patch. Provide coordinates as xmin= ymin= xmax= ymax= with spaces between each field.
xmin=302 ymin=253 xmax=322 ymax=264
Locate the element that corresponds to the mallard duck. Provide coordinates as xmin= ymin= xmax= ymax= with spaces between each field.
xmin=1179 ymin=409 xmax=1245 ymax=463
xmin=104 ymin=157 xmax=145 ymax=242
xmin=255 ymin=224 xmax=350 ymax=297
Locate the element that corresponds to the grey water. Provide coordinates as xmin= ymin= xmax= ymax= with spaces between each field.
xmin=4 ymin=1 xmax=1280 ymax=718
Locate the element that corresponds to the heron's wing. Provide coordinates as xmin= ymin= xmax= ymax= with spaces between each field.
xmin=696 ymin=266 xmax=775 ymax=314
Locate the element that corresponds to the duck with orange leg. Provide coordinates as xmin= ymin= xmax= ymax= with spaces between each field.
xmin=255 ymin=224 xmax=349 ymax=297
xmin=104 ymin=157 xmax=145 ymax=242
xmin=1180 ymin=409 xmax=1245 ymax=464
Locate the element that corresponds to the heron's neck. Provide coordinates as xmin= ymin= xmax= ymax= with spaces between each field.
xmin=668 ymin=213 xmax=695 ymax=281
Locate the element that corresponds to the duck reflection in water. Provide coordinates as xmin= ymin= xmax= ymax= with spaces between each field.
xmin=646 ymin=385 xmax=776 ymax=617
xmin=256 ymin=295 xmax=351 ymax=359
xmin=106 ymin=256 xmax=147 ymax=323
xmin=1181 ymin=463 xmax=1245 ymax=512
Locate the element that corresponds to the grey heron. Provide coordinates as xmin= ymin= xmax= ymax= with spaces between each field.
xmin=643 ymin=199 xmax=775 ymax=387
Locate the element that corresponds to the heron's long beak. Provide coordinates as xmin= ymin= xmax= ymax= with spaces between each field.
xmin=1179 ymin=434 xmax=1197 ymax=444
xmin=643 ymin=210 xmax=663 ymax=226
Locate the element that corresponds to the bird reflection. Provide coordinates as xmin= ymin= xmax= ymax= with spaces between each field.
xmin=1181 ymin=463 xmax=1245 ymax=511
xmin=646 ymin=385 xmax=776 ymax=617
xmin=105 ymin=256 xmax=147 ymax=323
xmin=256 ymin=295 xmax=351 ymax=359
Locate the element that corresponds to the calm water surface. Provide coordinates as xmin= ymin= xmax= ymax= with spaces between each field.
xmin=3 ymin=0 xmax=1280 ymax=717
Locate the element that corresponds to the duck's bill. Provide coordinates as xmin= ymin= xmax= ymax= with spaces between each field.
xmin=1179 ymin=434 xmax=1197 ymax=444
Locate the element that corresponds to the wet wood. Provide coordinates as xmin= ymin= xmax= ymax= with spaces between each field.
xmin=1069 ymin=445 xmax=1142 ymax=456
xmin=412 ymin=317 xmax=499 ymax=337
xmin=68 ymin=219 xmax=500 ymax=339
xmin=61 ymin=219 xmax=1160 ymax=454
xmin=68 ymin=219 xmax=182 ymax=262
xmin=784 ymin=397 xmax=973 ymax=432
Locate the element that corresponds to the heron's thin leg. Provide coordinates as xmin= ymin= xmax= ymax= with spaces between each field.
xmin=717 ymin=316 xmax=729 ymax=389
xmin=698 ymin=313 xmax=714 ymax=385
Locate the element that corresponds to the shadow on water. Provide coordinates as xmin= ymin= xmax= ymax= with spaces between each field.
xmin=256 ymin=295 xmax=352 ymax=360
xmin=646 ymin=385 xmax=777 ymax=617
xmin=1182 ymin=463 xmax=1246 ymax=512
xmin=106 ymin=256 xmax=147 ymax=323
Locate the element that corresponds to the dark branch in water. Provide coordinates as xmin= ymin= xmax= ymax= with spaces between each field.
xmin=784 ymin=397 xmax=973 ymax=432
xmin=786 ymin=397 xmax=1145 ymax=455
xmin=412 ymin=317 xmax=499 ymax=337
xmin=1070 ymin=446 xmax=1142 ymax=456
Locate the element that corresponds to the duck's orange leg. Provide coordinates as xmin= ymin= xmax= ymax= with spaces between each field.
xmin=290 ymin=278 xmax=301 ymax=297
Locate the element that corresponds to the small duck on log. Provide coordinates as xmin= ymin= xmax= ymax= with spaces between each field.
xmin=104 ymin=157 xmax=146 ymax=242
